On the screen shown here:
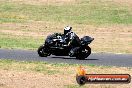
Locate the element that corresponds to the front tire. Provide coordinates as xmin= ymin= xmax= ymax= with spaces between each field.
xmin=76 ymin=53 xmax=85 ymax=60
xmin=85 ymin=46 xmax=91 ymax=58
xmin=76 ymin=46 xmax=91 ymax=60
xmin=37 ymin=45 xmax=49 ymax=57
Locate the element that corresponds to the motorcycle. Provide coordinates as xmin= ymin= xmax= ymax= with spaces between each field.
xmin=37 ymin=33 xmax=94 ymax=60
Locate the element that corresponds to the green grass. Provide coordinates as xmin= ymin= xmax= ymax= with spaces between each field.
xmin=0 ymin=0 xmax=131 ymax=53
xmin=0 ymin=59 xmax=131 ymax=88
xmin=0 ymin=59 xmax=97 ymax=75
xmin=0 ymin=59 xmax=111 ymax=70
xmin=51 ymin=63 xmax=99 ymax=68
xmin=0 ymin=33 xmax=43 ymax=49
xmin=0 ymin=59 xmax=60 ymax=75
xmin=0 ymin=0 xmax=131 ymax=25
xmin=0 ymin=59 xmax=114 ymax=77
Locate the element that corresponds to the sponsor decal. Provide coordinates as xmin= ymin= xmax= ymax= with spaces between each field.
xmin=76 ymin=66 xmax=131 ymax=85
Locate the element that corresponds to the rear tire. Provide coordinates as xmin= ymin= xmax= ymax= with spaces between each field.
xmin=37 ymin=45 xmax=49 ymax=57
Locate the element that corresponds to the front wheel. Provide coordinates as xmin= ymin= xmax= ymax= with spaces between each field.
xmin=85 ymin=46 xmax=91 ymax=58
xmin=76 ymin=46 xmax=91 ymax=60
xmin=37 ymin=45 xmax=49 ymax=57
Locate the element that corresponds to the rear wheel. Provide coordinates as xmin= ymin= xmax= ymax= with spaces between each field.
xmin=37 ymin=45 xmax=49 ymax=57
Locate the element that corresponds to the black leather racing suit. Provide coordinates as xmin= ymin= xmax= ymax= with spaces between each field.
xmin=64 ymin=31 xmax=81 ymax=56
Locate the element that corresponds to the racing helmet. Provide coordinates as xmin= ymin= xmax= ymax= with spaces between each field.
xmin=64 ymin=26 xmax=72 ymax=35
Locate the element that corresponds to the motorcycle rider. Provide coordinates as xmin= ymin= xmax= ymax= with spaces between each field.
xmin=63 ymin=26 xmax=81 ymax=56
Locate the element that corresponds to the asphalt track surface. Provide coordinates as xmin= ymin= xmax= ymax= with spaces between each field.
xmin=0 ymin=49 xmax=132 ymax=67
